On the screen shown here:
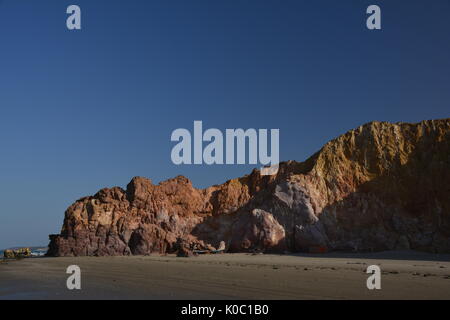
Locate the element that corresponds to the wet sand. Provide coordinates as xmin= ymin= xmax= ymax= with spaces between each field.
xmin=1 ymin=251 xmax=449 ymax=300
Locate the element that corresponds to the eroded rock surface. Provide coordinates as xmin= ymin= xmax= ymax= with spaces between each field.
xmin=47 ymin=119 xmax=450 ymax=256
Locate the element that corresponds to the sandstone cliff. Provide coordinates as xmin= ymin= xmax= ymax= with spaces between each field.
xmin=47 ymin=119 xmax=450 ymax=256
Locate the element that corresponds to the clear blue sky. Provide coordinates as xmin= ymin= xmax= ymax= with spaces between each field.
xmin=0 ymin=0 xmax=449 ymax=249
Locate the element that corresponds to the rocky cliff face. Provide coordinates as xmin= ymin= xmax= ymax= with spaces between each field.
xmin=47 ymin=119 xmax=450 ymax=256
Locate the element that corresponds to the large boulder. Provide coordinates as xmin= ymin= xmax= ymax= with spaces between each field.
xmin=229 ymin=209 xmax=286 ymax=252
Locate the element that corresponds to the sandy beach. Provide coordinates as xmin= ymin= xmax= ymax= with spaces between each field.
xmin=1 ymin=251 xmax=449 ymax=300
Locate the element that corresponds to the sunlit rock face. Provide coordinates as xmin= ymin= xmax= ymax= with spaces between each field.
xmin=47 ymin=119 xmax=450 ymax=256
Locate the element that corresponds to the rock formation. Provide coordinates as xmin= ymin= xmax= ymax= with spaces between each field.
xmin=4 ymin=248 xmax=32 ymax=259
xmin=47 ymin=119 xmax=450 ymax=256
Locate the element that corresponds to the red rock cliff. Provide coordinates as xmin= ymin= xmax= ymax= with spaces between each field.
xmin=47 ymin=119 xmax=450 ymax=256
